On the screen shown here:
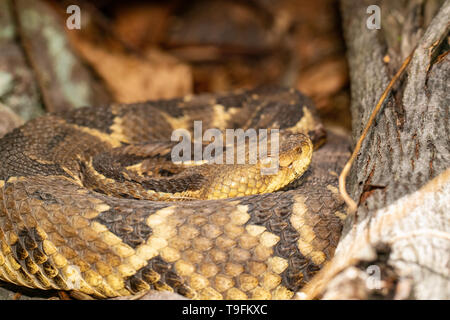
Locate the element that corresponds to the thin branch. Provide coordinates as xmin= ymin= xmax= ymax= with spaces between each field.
xmin=338 ymin=50 xmax=415 ymax=213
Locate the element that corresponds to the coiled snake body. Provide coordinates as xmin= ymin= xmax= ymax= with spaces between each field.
xmin=0 ymin=87 xmax=349 ymax=299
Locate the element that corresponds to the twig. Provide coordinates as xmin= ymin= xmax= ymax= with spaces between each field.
xmin=339 ymin=50 xmax=415 ymax=213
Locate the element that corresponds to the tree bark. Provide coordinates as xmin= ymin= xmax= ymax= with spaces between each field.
xmin=14 ymin=0 xmax=112 ymax=112
xmin=300 ymin=0 xmax=449 ymax=299
xmin=0 ymin=0 xmax=44 ymax=121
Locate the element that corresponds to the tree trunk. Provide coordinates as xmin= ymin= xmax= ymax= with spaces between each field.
xmin=0 ymin=0 xmax=44 ymax=121
xmin=300 ymin=0 xmax=449 ymax=299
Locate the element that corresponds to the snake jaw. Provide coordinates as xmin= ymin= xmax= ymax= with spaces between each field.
xmin=291 ymin=138 xmax=313 ymax=177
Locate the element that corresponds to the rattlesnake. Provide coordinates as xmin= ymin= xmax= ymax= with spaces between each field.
xmin=0 ymin=87 xmax=350 ymax=299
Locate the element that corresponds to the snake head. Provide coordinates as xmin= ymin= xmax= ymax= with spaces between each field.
xmin=260 ymin=132 xmax=313 ymax=192
xmin=278 ymin=133 xmax=313 ymax=171
xmin=201 ymin=132 xmax=313 ymax=199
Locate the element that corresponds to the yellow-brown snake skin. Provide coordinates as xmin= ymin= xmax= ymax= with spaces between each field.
xmin=0 ymin=87 xmax=350 ymax=299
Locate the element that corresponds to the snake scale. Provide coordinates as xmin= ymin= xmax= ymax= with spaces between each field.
xmin=0 ymin=87 xmax=350 ymax=299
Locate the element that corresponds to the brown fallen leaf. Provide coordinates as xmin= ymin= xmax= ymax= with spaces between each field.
xmin=68 ymin=32 xmax=193 ymax=103
xmin=113 ymin=3 xmax=172 ymax=50
xmin=297 ymin=56 xmax=349 ymax=109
